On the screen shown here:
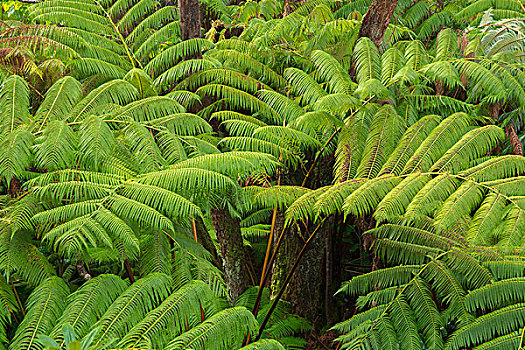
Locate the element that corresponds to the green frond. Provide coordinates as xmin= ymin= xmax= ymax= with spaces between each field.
xmin=116 ymin=0 xmax=157 ymax=35
xmin=126 ymin=5 xmax=178 ymax=49
xmin=338 ymin=265 xmax=420 ymax=297
xmin=403 ymin=113 xmax=472 ymax=174
xmin=90 ymin=273 xmax=172 ymax=347
xmin=138 ymin=167 xmax=240 ymax=205
xmin=379 ymin=115 xmax=442 ymax=176
xmin=310 ymin=49 xmax=355 ymax=93
xmin=105 ymin=193 xmax=175 ymax=233
xmin=434 ymin=181 xmax=485 ymax=232
xmin=9 ymin=277 xmax=69 ymax=350
xmin=473 ymin=330 xmax=521 ymax=350
xmin=145 ymin=39 xmax=216 ymax=78
xmin=207 ymin=49 xmax=286 ymax=89
xmin=170 ymin=151 xmax=277 ymax=179
xmin=253 ymin=125 xmax=322 ymax=153
xmin=314 ymin=179 xmax=366 ymax=217
xmin=468 ymin=193 xmax=507 ymax=245
xmin=257 ymin=88 xmax=305 ymax=122
xmin=0 ymin=75 xmax=30 ymax=134
xmin=354 ymin=37 xmax=381 ymax=84
xmin=117 ymin=181 xmax=203 ymax=221
xmin=313 ymin=93 xmax=361 ymax=115
xmin=124 ymin=122 xmax=166 ymax=172
xmin=459 ymin=155 xmax=525 ymax=182
xmin=444 ymin=249 xmax=493 ymax=290
xmin=0 ymin=130 xmax=34 ymax=185
xmin=334 ymin=111 xmax=371 ymax=182
xmin=154 ymin=59 xmax=220 ymax=93
xmin=374 ymin=173 xmax=431 ymax=223
xmin=278 ymin=69 xmax=324 ymax=107
xmin=218 ymin=137 xmax=299 ymax=168
xmin=240 ymin=339 xmax=285 ymax=350
xmin=406 ymin=277 xmax=444 ymax=350
xmin=107 ymin=96 xmax=185 ymax=124
xmin=197 ymin=84 xmax=280 ymax=123
xmin=34 ymin=121 xmax=77 ymax=171
xmin=1 ymin=232 xmax=56 ymax=286
xmin=356 ymin=106 xmax=406 ymax=179
xmin=405 ymin=174 xmax=460 ymax=220
xmin=382 ymin=47 xmax=406 ymax=85
xmin=389 ymin=297 xmax=422 ymax=350
xmin=167 ymin=91 xmax=202 ymax=109
xmin=465 ymin=277 xmax=525 ymax=313
xmin=369 ymin=223 xmax=458 ymax=251
xmin=69 ymin=79 xmax=138 ymax=122
xmin=404 ymin=40 xmax=429 ymax=70
xmin=139 ymin=231 xmax=171 ymax=276
xmin=79 ymin=115 xmax=118 ymax=170
xmin=446 ymin=303 xmax=525 ymax=350
xmin=165 ymin=307 xmax=259 ymax=350
xmin=375 ymin=238 xmax=440 ymax=265
xmin=430 ymin=125 xmax=505 ymax=173
xmin=422 ymin=260 xmax=470 ymax=324
xmin=33 ymin=76 xmax=82 ymax=131
xmin=421 ymin=61 xmax=462 ymax=90
xmin=50 ymin=274 xmax=127 ymax=343
xmin=68 ymin=58 xmax=128 ymax=80
xmin=484 ymin=259 xmax=525 ymax=280
xmin=134 ymin=21 xmax=181 ymax=63
xmin=123 ymin=68 xmax=157 ymax=98
xmin=249 ymin=185 xmax=311 ymax=212
xmin=179 ymin=69 xmax=270 ymax=95
xmin=454 ymin=60 xmax=506 ymax=102
xmin=151 ymin=114 xmax=212 ymax=136
xmin=119 ymin=281 xmax=217 ymax=349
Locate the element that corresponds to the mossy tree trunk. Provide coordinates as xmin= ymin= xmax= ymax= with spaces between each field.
xmin=211 ymin=207 xmax=251 ymax=304
xmin=179 ymin=0 xmax=202 ymax=41
xmin=358 ymin=0 xmax=399 ymax=48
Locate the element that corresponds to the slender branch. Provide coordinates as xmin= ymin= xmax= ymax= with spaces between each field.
xmin=252 ymin=156 xmax=282 ymax=317
xmin=93 ymin=0 xmax=136 ymax=69
xmin=255 ymin=218 xmax=327 ymax=340
xmin=11 ymin=280 xmax=25 ymax=317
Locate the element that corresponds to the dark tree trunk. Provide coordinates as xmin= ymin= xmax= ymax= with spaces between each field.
xmin=179 ymin=0 xmax=202 ymax=41
xmin=358 ymin=0 xmax=399 ymax=48
xmin=8 ymin=177 xmax=21 ymax=198
xmin=271 ymin=218 xmax=335 ymax=327
xmin=194 ymin=216 xmax=221 ymax=267
xmin=506 ymin=125 xmax=524 ymax=156
xmin=211 ymin=207 xmax=250 ymax=304
xmin=124 ymin=258 xmax=135 ymax=283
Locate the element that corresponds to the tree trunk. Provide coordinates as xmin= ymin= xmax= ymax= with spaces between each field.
xmin=505 ymin=125 xmax=523 ymax=156
xmin=179 ymin=0 xmax=202 ymax=41
xmin=358 ymin=0 xmax=399 ymax=48
xmin=271 ymin=218 xmax=334 ymax=327
xmin=194 ymin=216 xmax=221 ymax=267
xmin=211 ymin=207 xmax=250 ymax=304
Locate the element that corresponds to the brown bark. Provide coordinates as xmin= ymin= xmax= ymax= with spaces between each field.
xmin=210 ymin=207 xmax=250 ymax=304
xmin=124 ymin=258 xmax=135 ymax=283
xmin=179 ymin=0 xmax=202 ymax=41
xmin=76 ymin=260 xmax=92 ymax=281
xmin=194 ymin=216 xmax=220 ymax=267
xmin=270 ymin=217 xmax=335 ymax=327
xmin=506 ymin=125 xmax=523 ymax=156
xmin=8 ymin=177 xmax=20 ymax=198
xmin=358 ymin=0 xmax=399 ymax=48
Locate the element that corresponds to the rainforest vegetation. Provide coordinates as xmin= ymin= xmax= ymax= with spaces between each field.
xmin=1 ymin=0 xmax=525 ymax=349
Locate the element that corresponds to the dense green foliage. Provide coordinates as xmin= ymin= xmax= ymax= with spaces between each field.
xmin=1 ymin=0 xmax=525 ymax=349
